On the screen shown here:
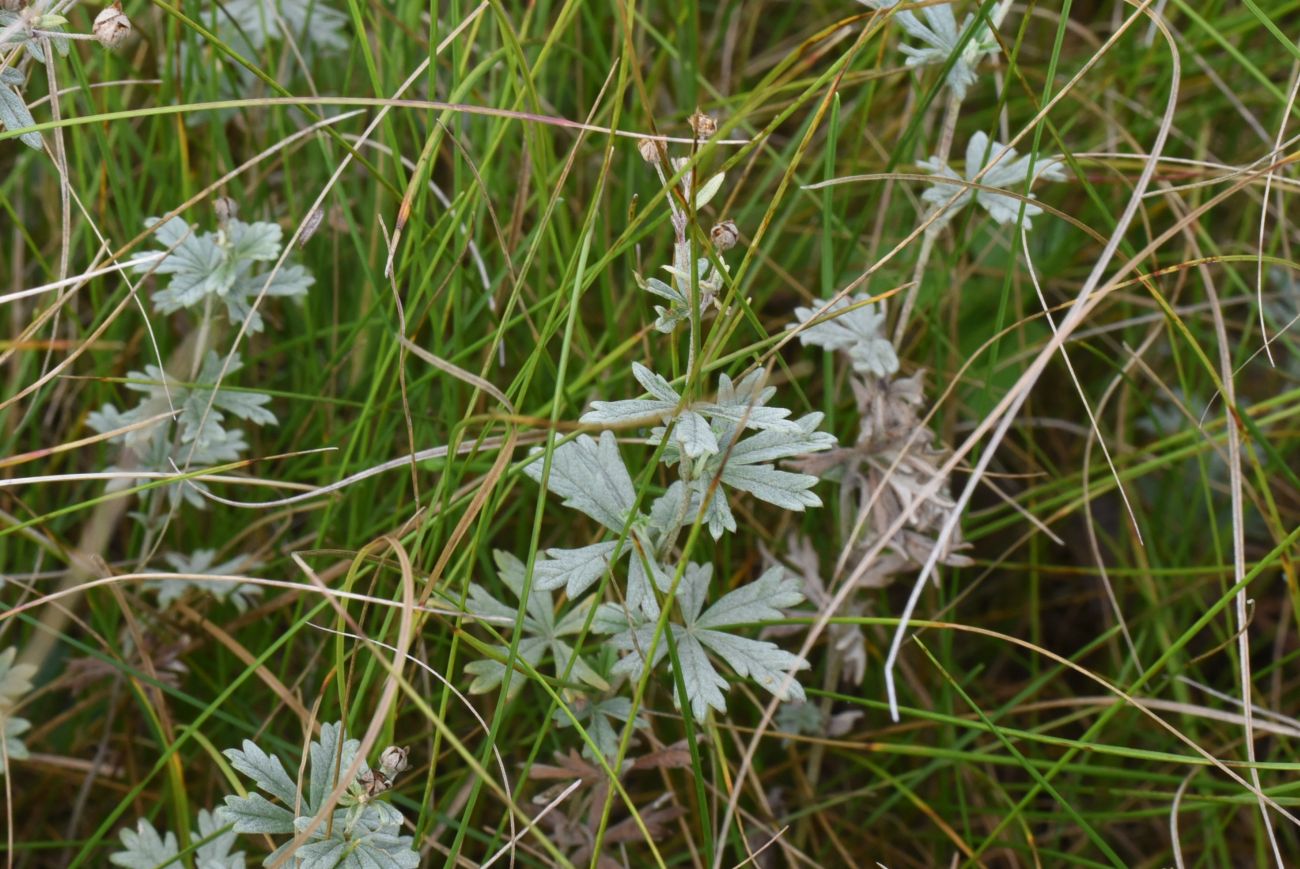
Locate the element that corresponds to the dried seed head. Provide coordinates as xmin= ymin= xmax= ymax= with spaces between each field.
xmin=213 ymin=196 xmax=238 ymax=227
xmin=688 ymin=109 xmax=717 ymax=138
xmin=379 ymin=745 xmax=409 ymax=777
xmin=710 ymin=219 xmax=739 ymax=251
xmin=637 ymin=137 xmax=661 ymax=165
xmin=93 ymin=2 xmax=130 ymax=49
xmin=356 ymin=768 xmax=392 ymax=798
xmin=0 ymin=0 xmax=24 ymax=13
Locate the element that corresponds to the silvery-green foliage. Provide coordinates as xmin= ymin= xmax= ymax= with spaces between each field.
xmin=525 ymin=541 xmax=620 ymax=600
xmin=601 ymin=564 xmax=809 ymax=722
xmin=526 ymin=535 xmax=671 ymax=621
xmin=1 ymin=716 xmax=28 ymax=770
xmin=0 ymin=67 xmax=39 ymax=150
xmin=97 ymin=412 xmax=249 ymax=511
xmin=1136 ymin=386 xmax=1203 ymax=437
xmin=775 ymin=701 xmax=824 ymax=737
xmin=190 ymin=808 xmax=249 ymax=868
xmin=622 ymin=544 xmax=674 ymax=621
xmin=581 ymin=365 xmax=800 ymax=459
xmin=859 ymin=1 xmax=998 ymax=99
xmin=774 ymin=702 xmax=864 ymax=744
xmin=0 ymin=9 xmax=70 ymax=64
xmin=463 ymin=550 xmax=610 ymax=697
xmin=0 ymin=646 xmax=33 ymax=711
xmin=656 ymin=413 xmax=837 ymax=540
xmin=894 ymin=6 xmax=998 ymax=101
xmin=515 ymin=432 xmax=677 ymax=616
xmin=641 ymin=253 xmax=727 ymax=334
xmin=920 ymin=131 xmax=1065 ymax=231
xmin=109 ymin=819 xmax=180 ymax=869
xmin=553 ymin=695 xmax=647 ymax=764
xmin=643 ymin=216 xmax=728 ymax=335
xmin=522 ymin=431 xmax=636 ymax=532
xmin=98 ymin=350 xmax=274 ymax=453
xmin=140 ymin=216 xmax=313 ymax=333
xmin=578 ymin=365 xmax=834 ymax=539
xmin=86 ymin=351 xmax=275 ymax=510
xmin=215 ymin=0 xmax=350 ymax=55
xmin=788 ymin=294 xmax=899 ymax=378
xmin=487 ymin=138 xmax=828 ymax=746
xmin=638 ymin=270 xmax=691 ymax=334
xmin=110 ymin=810 xmax=246 ymax=869
xmin=222 ymin=722 xmax=419 ymax=868
xmin=645 ymin=480 xmax=699 ymax=543
xmin=180 ymin=0 xmax=348 ymax=128
xmin=144 ymin=550 xmax=264 ymax=612
xmin=0 ymin=646 xmax=34 ymax=774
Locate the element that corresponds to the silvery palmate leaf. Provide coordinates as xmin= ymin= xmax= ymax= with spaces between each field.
xmin=530 ymin=535 xmax=672 ymax=620
xmin=0 ymin=646 xmax=34 ymax=775
xmin=519 ymin=431 xmax=686 ymax=618
xmin=656 ymin=413 xmax=837 ymax=539
xmin=462 ymin=550 xmax=610 ymax=697
xmin=110 ymin=810 xmax=246 ymax=869
xmin=920 ymin=131 xmax=1066 ymax=232
xmin=85 ymin=350 xmax=277 ymax=511
xmin=0 ymin=646 xmax=34 ymax=710
xmin=788 ymin=294 xmax=899 ymax=378
xmin=522 ymin=431 xmax=637 ymax=532
xmin=91 ymin=350 xmax=275 ymax=454
xmin=859 ymin=0 xmax=999 ymax=99
xmin=172 ymin=351 xmax=277 ymax=448
xmin=141 ymin=215 xmax=313 ymax=333
xmin=144 ymin=549 xmax=264 ymax=613
xmin=601 ymin=564 xmax=809 ymax=721
xmin=552 ymin=695 xmax=648 ymax=764
xmin=1 ymin=716 xmax=29 ymax=771
xmin=109 ymin=819 xmax=181 ymax=869
xmin=640 ymin=233 xmax=728 ymax=334
xmin=214 ymin=0 xmax=351 ymax=55
xmin=581 ymin=365 xmax=799 ymax=459
xmin=528 ymin=541 xmax=620 ymax=599
xmin=0 ymin=9 xmax=70 ymax=65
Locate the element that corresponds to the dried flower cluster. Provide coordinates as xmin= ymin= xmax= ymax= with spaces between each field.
xmin=784 ymin=294 xmax=972 ymax=678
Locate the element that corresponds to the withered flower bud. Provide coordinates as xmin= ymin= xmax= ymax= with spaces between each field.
xmin=379 ymin=745 xmax=409 ymax=777
xmin=356 ymin=768 xmax=392 ymax=798
xmin=710 ymin=219 xmax=739 ymax=251
xmin=93 ymin=2 xmax=131 ymax=49
xmin=688 ymin=109 xmax=717 ymax=138
xmin=637 ymin=137 xmax=661 ymax=165
xmin=213 ymin=195 xmax=238 ymax=227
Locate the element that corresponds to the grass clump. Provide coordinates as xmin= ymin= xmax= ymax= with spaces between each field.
xmin=3 ymin=0 xmax=1300 ymax=866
